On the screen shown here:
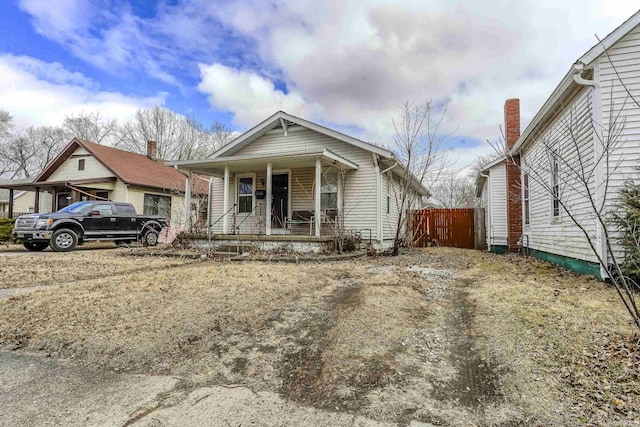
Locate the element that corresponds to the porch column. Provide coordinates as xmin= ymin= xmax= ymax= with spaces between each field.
xmin=315 ymin=158 xmax=321 ymax=237
xmin=51 ymin=188 xmax=57 ymax=212
xmin=34 ymin=187 xmax=40 ymax=214
xmin=223 ymin=165 xmax=230 ymax=234
xmin=8 ymin=189 xmax=14 ymax=218
xmin=266 ymin=162 xmax=272 ymax=236
xmin=184 ymin=173 xmax=191 ymax=228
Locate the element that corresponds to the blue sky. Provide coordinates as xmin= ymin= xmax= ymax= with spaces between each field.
xmin=0 ymin=1 xmax=638 ymax=170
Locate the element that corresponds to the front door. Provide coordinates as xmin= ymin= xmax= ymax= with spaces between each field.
xmin=271 ymin=173 xmax=288 ymax=228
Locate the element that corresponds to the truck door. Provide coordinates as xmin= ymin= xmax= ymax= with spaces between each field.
xmin=83 ymin=203 xmax=118 ymax=237
xmin=113 ymin=203 xmax=138 ymax=239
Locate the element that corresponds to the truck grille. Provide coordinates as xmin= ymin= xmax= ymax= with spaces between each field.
xmin=16 ymin=217 xmax=35 ymax=227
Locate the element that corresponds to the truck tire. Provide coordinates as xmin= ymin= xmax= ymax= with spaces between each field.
xmin=50 ymin=228 xmax=78 ymax=252
xmin=143 ymin=230 xmax=159 ymax=247
xmin=23 ymin=241 xmax=48 ymax=252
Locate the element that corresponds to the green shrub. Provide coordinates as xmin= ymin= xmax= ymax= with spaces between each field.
xmin=0 ymin=218 xmax=15 ymax=242
xmin=612 ymin=177 xmax=640 ymax=282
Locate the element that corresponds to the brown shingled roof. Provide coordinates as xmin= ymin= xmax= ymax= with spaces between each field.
xmin=37 ymin=139 xmax=208 ymax=194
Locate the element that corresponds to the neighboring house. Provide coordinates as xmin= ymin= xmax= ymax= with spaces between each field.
xmin=0 ymin=139 xmax=204 ymax=226
xmin=171 ymin=111 xmax=429 ymax=250
xmin=475 ymin=156 xmax=508 ymax=253
xmin=480 ymin=11 xmax=640 ymax=279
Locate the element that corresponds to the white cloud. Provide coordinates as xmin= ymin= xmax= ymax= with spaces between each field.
xmin=0 ymin=54 xmax=164 ymax=128
xmin=197 ymin=63 xmax=318 ymax=126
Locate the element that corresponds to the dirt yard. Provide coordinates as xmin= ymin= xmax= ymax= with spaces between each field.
xmin=0 ymin=248 xmax=638 ymax=426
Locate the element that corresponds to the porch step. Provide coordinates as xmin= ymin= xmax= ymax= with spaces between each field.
xmin=215 ymin=244 xmax=256 ymax=253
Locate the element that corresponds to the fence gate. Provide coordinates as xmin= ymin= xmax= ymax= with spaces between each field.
xmin=411 ymin=208 xmax=475 ymax=249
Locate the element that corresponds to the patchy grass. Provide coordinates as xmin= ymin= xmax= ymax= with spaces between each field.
xmin=0 ymin=247 xmax=195 ymax=288
xmin=0 ymin=248 xmax=638 ymax=426
xmin=458 ymin=248 xmax=640 ymax=425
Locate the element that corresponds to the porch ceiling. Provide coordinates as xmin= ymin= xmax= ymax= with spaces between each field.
xmin=170 ymin=148 xmax=358 ymax=177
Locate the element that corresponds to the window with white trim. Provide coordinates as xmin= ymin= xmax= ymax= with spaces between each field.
xmin=386 ymin=174 xmax=391 ymax=214
xmin=144 ymin=194 xmax=172 ymax=218
xmin=523 ymin=173 xmax=530 ymax=225
xmin=551 ymin=154 xmax=560 ymax=218
xmin=321 ymin=171 xmax=338 ymax=209
xmin=237 ymin=174 xmax=255 ymax=214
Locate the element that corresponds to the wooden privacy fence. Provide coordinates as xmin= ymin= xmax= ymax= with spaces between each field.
xmin=410 ymin=208 xmax=476 ymax=249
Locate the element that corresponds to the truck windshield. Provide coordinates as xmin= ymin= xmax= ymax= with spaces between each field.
xmin=58 ymin=202 xmax=94 ymax=214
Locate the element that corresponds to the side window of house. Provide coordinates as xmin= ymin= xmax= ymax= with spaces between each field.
xmin=386 ymin=174 xmax=392 ymax=214
xmin=321 ymin=171 xmax=338 ymax=210
xmin=78 ymin=158 xmax=85 ymax=170
xmin=551 ymin=154 xmax=560 ymax=218
xmin=144 ymin=194 xmax=172 ymax=218
xmin=523 ymin=173 xmax=530 ymax=225
xmin=238 ymin=176 xmax=254 ymax=213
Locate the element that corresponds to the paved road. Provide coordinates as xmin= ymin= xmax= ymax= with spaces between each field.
xmin=0 ymin=352 xmax=401 ymax=427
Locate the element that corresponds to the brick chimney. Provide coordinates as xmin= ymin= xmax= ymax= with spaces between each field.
xmin=504 ymin=99 xmax=522 ymax=253
xmin=147 ymin=140 xmax=158 ymax=159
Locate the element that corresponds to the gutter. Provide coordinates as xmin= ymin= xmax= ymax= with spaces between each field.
xmin=572 ymin=61 xmax=608 ymax=279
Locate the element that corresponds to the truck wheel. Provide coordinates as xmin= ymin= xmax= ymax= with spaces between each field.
xmin=23 ymin=242 xmax=48 ymax=252
xmin=143 ymin=230 xmax=159 ymax=247
xmin=50 ymin=228 xmax=78 ymax=252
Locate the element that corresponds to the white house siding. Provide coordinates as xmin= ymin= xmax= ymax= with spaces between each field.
xmin=126 ymin=186 xmax=185 ymax=226
xmin=12 ymin=191 xmax=53 ymax=214
xmin=382 ymin=172 xmax=408 ymax=243
xmin=598 ymin=23 xmax=640 ymax=261
xmin=217 ymin=128 xmax=380 ymax=239
xmin=487 ymin=162 xmax=507 ymax=248
xmin=47 ymin=147 xmax=114 ymax=182
xmin=521 ymin=87 xmax=598 ymax=262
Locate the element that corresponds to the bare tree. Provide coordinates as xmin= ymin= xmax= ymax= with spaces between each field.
xmin=0 ymin=125 xmax=67 ymax=179
xmin=517 ymin=85 xmax=640 ymax=331
xmin=429 ymin=172 xmax=476 ymax=208
xmin=391 ymin=100 xmax=451 ymax=255
xmin=115 ymin=106 xmax=233 ymax=160
xmin=62 ymin=112 xmax=118 ymax=145
xmin=0 ymin=109 xmax=13 ymax=139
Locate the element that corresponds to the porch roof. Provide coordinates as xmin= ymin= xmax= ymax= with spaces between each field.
xmin=0 ymin=177 xmax=117 ymax=192
xmin=169 ymin=148 xmax=358 ymax=176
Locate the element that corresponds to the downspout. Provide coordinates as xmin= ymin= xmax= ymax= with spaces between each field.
xmin=573 ymin=61 xmax=607 ymax=278
xmin=480 ymin=171 xmax=491 ymax=252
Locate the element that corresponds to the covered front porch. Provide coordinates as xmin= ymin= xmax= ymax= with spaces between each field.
xmin=176 ymin=148 xmax=358 ymax=238
xmin=0 ymin=177 xmax=117 ymax=217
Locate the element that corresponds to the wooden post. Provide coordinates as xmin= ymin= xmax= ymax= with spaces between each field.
xmin=184 ymin=173 xmax=191 ymax=229
xmin=315 ymin=158 xmax=321 ymax=237
xmin=223 ymin=166 xmax=230 ymax=234
xmin=8 ymin=189 xmax=14 ymax=218
xmin=266 ymin=162 xmax=272 ymax=236
xmin=34 ymin=187 xmax=40 ymax=213
xmin=51 ymin=188 xmax=57 ymax=212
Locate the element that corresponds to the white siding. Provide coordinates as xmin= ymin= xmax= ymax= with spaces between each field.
xmin=598 ymin=23 xmax=640 ymax=262
xmin=488 ymin=162 xmax=507 ymax=247
xmin=47 ymin=147 xmax=114 ymax=182
xmin=521 ymin=87 xmax=598 ymax=262
xmin=210 ymin=128 xmax=381 ymax=239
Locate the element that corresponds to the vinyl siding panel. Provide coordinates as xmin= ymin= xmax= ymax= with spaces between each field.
xmin=46 ymin=147 xmax=114 ymax=182
xmin=521 ymin=87 xmax=598 ymax=262
xmin=488 ymin=163 xmax=507 ymax=247
xmin=598 ymin=22 xmax=640 ymax=261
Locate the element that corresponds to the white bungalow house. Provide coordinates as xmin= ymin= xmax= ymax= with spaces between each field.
xmin=171 ymin=111 xmax=429 ymax=251
xmin=481 ymin=10 xmax=640 ymax=279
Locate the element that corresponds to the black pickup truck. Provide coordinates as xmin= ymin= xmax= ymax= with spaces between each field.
xmin=12 ymin=201 xmax=167 ymax=252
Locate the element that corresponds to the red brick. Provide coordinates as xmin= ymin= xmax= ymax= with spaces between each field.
xmin=504 ymin=99 xmax=522 ymax=252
